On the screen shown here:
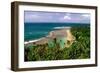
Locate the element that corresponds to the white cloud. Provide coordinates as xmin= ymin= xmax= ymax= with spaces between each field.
xmin=29 ymin=15 xmax=40 ymax=18
xmin=25 ymin=14 xmax=41 ymax=22
xmin=63 ymin=13 xmax=71 ymax=20
xmin=82 ymin=14 xmax=90 ymax=18
xmin=63 ymin=16 xmax=71 ymax=20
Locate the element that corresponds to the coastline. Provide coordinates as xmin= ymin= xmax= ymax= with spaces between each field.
xmin=24 ymin=27 xmax=73 ymax=45
xmin=24 ymin=26 xmax=90 ymax=61
xmin=24 ymin=37 xmax=46 ymax=44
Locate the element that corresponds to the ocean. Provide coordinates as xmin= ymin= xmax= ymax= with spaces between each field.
xmin=24 ymin=23 xmax=90 ymax=41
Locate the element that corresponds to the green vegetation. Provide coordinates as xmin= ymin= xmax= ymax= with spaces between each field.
xmin=24 ymin=27 xmax=90 ymax=61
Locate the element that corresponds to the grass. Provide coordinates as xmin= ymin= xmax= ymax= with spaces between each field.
xmin=24 ymin=26 xmax=90 ymax=61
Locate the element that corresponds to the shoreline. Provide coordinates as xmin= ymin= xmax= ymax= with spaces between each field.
xmin=24 ymin=37 xmax=46 ymax=44
xmin=24 ymin=27 xmax=72 ymax=45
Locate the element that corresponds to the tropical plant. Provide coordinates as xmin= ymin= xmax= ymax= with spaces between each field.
xmin=24 ymin=26 xmax=90 ymax=61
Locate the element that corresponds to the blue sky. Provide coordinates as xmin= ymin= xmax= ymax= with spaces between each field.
xmin=24 ymin=11 xmax=90 ymax=23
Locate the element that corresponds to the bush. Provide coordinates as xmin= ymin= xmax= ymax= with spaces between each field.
xmin=25 ymin=27 xmax=90 ymax=61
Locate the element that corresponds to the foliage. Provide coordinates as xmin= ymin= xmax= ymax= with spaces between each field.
xmin=24 ymin=26 xmax=90 ymax=61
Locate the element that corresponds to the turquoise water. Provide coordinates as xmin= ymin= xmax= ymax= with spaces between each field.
xmin=24 ymin=23 xmax=90 ymax=41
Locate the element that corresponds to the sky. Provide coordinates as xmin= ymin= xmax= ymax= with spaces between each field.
xmin=24 ymin=11 xmax=90 ymax=24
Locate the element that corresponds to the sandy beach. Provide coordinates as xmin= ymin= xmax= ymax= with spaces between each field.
xmin=24 ymin=27 xmax=75 ymax=47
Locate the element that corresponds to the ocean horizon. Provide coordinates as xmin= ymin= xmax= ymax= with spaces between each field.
xmin=24 ymin=23 xmax=90 ymax=41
